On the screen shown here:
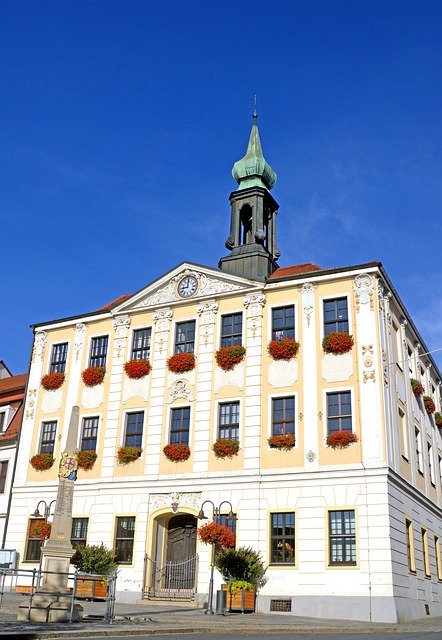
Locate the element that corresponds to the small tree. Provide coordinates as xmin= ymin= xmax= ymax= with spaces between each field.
xmin=215 ymin=546 xmax=266 ymax=591
xmin=71 ymin=543 xmax=117 ymax=575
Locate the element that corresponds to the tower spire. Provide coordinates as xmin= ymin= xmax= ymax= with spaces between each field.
xmin=232 ymin=105 xmax=277 ymax=191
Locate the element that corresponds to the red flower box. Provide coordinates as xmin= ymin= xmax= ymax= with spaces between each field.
xmin=410 ymin=378 xmax=424 ymax=397
xmin=124 ymin=359 xmax=151 ymax=379
xmin=423 ymin=396 xmax=436 ymax=415
xmin=41 ymin=372 xmax=65 ymax=391
xmin=326 ymin=430 xmax=358 ymax=449
xmin=215 ymin=346 xmax=246 ymax=371
xmin=322 ymin=332 xmax=354 ymax=355
xmin=29 ymin=519 xmax=52 ymax=540
xmin=77 ymin=450 xmax=98 ymax=471
xmin=30 ymin=452 xmax=54 ymax=471
xmin=212 ymin=438 xmax=240 ymax=459
xmin=268 ymin=433 xmax=296 ymax=450
xmin=167 ymin=352 xmax=195 ymax=374
xmin=163 ymin=443 xmax=191 ymax=462
xmin=197 ymin=522 xmax=235 ymax=548
xmin=435 ymin=412 xmax=442 ymax=427
xmin=117 ymin=446 xmax=142 ymax=465
xmin=82 ymin=366 xmax=106 ymax=387
xmin=267 ymin=338 xmax=300 ymax=361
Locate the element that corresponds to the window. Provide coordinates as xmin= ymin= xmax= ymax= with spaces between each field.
xmin=0 ymin=461 xmax=8 ymax=493
xmin=124 ymin=412 xmax=144 ymax=448
xmin=218 ymin=402 xmax=240 ymax=440
xmin=392 ymin=322 xmax=402 ymax=370
xmin=405 ymin=518 xmax=416 ymax=573
xmin=329 ymin=510 xmax=356 ymax=565
xmin=435 ymin=536 xmax=442 ymax=581
xmin=49 ymin=342 xmax=68 ymax=373
xmin=175 ymin=321 xmax=196 ymax=353
xmin=170 ymin=407 xmax=190 ymax=445
xmin=131 ymin=328 xmax=151 ymax=360
xmin=71 ymin=518 xmax=88 ymax=548
xmin=324 ymin=297 xmax=349 ymax=335
xmin=422 ymin=528 xmax=430 ymax=577
xmin=220 ymin=313 xmax=242 ymax=347
xmin=271 ymin=306 xmax=295 ymax=340
xmin=415 ymin=428 xmax=424 ymax=474
xmin=89 ymin=336 xmax=108 ymax=367
xmin=25 ymin=520 xmax=43 ymax=562
xmin=270 ymin=512 xmax=295 ymax=564
xmin=428 ymin=444 xmax=436 ymax=486
xmin=115 ymin=516 xmax=135 ymax=564
xmin=327 ymin=392 xmax=352 ymax=435
xmin=398 ymin=408 xmax=409 ymax=460
xmin=0 ymin=412 xmax=5 ymax=432
xmin=407 ymin=345 xmax=414 ymax=377
xmin=272 ymin=397 xmax=295 ymax=436
xmin=80 ymin=417 xmax=99 ymax=451
xmin=39 ymin=421 xmax=57 ymax=453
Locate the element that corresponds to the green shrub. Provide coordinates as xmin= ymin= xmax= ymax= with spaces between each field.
xmin=215 ymin=546 xmax=266 ymax=588
xmin=71 ymin=543 xmax=117 ymax=575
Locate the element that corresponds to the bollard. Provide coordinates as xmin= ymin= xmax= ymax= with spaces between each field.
xmin=215 ymin=589 xmax=227 ymax=615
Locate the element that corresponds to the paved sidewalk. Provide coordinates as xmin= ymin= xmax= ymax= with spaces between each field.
xmin=1 ymin=592 xmax=442 ymax=637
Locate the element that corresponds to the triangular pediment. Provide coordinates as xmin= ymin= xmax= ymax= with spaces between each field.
xmin=114 ymin=262 xmax=261 ymax=313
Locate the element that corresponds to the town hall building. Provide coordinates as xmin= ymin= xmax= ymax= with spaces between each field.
xmin=5 ymin=115 xmax=442 ymax=623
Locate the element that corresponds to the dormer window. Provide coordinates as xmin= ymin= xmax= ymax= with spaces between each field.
xmin=0 ymin=405 xmax=16 ymax=433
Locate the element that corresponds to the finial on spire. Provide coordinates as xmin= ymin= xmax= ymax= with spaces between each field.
xmin=253 ymin=95 xmax=258 ymax=123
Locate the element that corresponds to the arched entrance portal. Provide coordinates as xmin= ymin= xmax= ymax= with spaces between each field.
xmin=145 ymin=513 xmax=198 ymax=600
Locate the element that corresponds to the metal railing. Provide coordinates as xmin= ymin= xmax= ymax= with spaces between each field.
xmin=144 ymin=554 xmax=198 ymax=600
xmin=0 ymin=566 xmax=118 ymax=624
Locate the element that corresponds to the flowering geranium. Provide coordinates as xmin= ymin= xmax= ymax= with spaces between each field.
xmin=163 ymin=443 xmax=191 ymax=462
xmin=117 ymin=446 xmax=142 ymax=465
xmin=267 ymin=338 xmax=300 ymax=361
xmin=322 ymin=332 xmax=354 ymax=355
xmin=215 ymin=346 xmax=246 ymax=371
xmin=423 ymin=396 xmax=436 ymax=415
xmin=197 ymin=522 xmax=236 ymax=548
xmin=326 ymin=430 xmax=358 ymax=449
xmin=124 ymin=359 xmax=151 ymax=379
xmin=212 ymin=438 xmax=240 ymax=459
xmin=167 ymin=352 xmax=195 ymax=374
xmin=41 ymin=372 xmax=65 ymax=391
xmin=268 ymin=433 xmax=296 ymax=450
xmin=76 ymin=450 xmax=98 ymax=471
xmin=29 ymin=519 xmax=52 ymax=540
xmin=30 ymin=452 xmax=54 ymax=471
xmin=435 ymin=412 xmax=442 ymax=427
xmin=82 ymin=366 xmax=106 ymax=387
xmin=410 ymin=378 xmax=424 ymax=397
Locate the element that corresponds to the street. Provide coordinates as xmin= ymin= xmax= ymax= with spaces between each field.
xmin=38 ymin=634 xmax=442 ymax=640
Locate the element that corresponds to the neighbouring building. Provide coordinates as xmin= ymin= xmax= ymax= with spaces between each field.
xmin=5 ymin=116 xmax=442 ymax=622
xmin=0 ymin=370 xmax=27 ymax=547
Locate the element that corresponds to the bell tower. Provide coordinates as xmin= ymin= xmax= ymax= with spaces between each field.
xmin=219 ymin=108 xmax=280 ymax=281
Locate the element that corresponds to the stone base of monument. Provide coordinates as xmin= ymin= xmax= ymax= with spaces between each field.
xmin=17 ymin=593 xmax=83 ymax=623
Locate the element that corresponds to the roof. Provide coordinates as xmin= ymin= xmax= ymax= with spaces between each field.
xmin=99 ymin=294 xmax=132 ymax=311
xmin=0 ymin=373 xmax=27 ymax=395
xmin=269 ymin=263 xmax=322 ymax=279
xmin=0 ymin=372 xmax=27 ymax=443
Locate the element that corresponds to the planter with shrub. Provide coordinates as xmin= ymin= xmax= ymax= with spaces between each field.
xmin=212 ymin=438 xmax=240 ymax=459
xmin=268 ymin=433 xmax=296 ymax=450
xmin=215 ymin=546 xmax=266 ymax=612
xmin=435 ymin=412 xmax=442 ymax=428
xmin=215 ymin=346 xmax=246 ymax=371
xmin=410 ymin=378 xmax=424 ymax=397
xmin=124 ymin=359 xmax=151 ymax=379
xmin=30 ymin=452 xmax=54 ymax=472
xmin=71 ymin=543 xmax=117 ymax=600
xmin=163 ymin=443 xmax=191 ymax=462
xmin=76 ymin=450 xmax=98 ymax=471
xmin=117 ymin=446 xmax=142 ymax=465
xmin=423 ymin=396 xmax=436 ymax=415
xmin=326 ymin=430 xmax=358 ymax=449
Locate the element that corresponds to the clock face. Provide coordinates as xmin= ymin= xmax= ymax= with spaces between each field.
xmin=178 ymin=276 xmax=198 ymax=298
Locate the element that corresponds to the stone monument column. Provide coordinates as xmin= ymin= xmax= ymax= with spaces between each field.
xmin=18 ymin=405 xmax=83 ymax=622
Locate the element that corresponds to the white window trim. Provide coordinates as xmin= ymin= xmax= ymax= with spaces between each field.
xmin=319 ymin=294 xmax=352 ymax=340
xmin=267 ymin=302 xmax=297 ymax=342
xmin=166 ymin=404 xmax=192 ymax=448
xmin=268 ymin=392 xmax=298 ymax=447
xmin=322 ymin=387 xmax=355 ymax=440
xmin=214 ymin=397 xmax=242 ymax=443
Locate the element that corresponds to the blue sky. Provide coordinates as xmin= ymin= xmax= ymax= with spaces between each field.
xmin=1 ymin=0 xmax=441 ymax=373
